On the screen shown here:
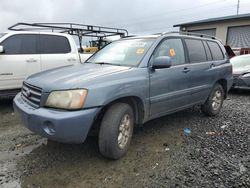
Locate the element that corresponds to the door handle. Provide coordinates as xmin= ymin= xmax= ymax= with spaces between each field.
xmin=182 ymin=67 xmax=190 ymax=73
xmin=67 ymin=58 xmax=76 ymax=62
xmin=0 ymin=73 xmax=13 ymax=76
xmin=210 ymin=63 xmax=215 ymax=68
xmin=26 ymin=58 xmax=37 ymax=63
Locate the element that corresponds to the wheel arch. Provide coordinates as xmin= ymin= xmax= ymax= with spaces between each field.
xmin=216 ymin=79 xmax=228 ymax=99
xmin=90 ymin=96 xmax=146 ymax=134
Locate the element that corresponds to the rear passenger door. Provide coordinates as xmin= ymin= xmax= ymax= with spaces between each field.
xmin=39 ymin=34 xmax=78 ymax=71
xmin=149 ymin=38 xmax=191 ymax=118
xmin=184 ymin=39 xmax=219 ymax=103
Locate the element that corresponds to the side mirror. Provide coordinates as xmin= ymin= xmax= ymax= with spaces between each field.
xmin=0 ymin=46 xmax=4 ymax=54
xmin=152 ymin=56 xmax=172 ymax=69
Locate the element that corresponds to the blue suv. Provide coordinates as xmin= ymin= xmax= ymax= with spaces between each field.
xmin=14 ymin=32 xmax=233 ymax=159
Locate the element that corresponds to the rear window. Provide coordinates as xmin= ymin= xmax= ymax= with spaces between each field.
xmin=40 ymin=35 xmax=71 ymax=54
xmin=207 ymin=41 xmax=224 ymax=60
xmin=185 ymin=39 xmax=206 ymax=63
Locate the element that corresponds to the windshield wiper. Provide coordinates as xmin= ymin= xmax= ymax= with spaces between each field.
xmin=94 ymin=62 xmax=121 ymax=66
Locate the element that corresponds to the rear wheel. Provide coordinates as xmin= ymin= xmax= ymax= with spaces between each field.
xmin=98 ymin=103 xmax=134 ymax=160
xmin=201 ymin=84 xmax=224 ymax=116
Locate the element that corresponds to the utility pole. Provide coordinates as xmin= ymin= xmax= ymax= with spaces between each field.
xmin=237 ymin=0 xmax=240 ymax=15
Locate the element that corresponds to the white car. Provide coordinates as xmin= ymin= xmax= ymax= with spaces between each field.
xmin=0 ymin=31 xmax=92 ymax=97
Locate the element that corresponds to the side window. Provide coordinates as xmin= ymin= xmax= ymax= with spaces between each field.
xmin=185 ymin=39 xmax=206 ymax=63
xmin=0 ymin=34 xmax=37 ymax=54
xmin=154 ymin=38 xmax=185 ymax=65
xmin=40 ymin=35 xmax=71 ymax=54
xmin=207 ymin=41 xmax=224 ymax=60
xmin=203 ymin=41 xmax=213 ymax=61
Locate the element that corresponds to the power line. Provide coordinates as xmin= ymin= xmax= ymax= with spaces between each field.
xmin=108 ymin=4 xmax=238 ymax=29
xmin=99 ymin=0 xmax=230 ymax=26
xmin=91 ymin=0 xmax=250 ymax=35
xmin=127 ymin=6 xmax=238 ymax=34
xmin=101 ymin=4 xmax=243 ymax=34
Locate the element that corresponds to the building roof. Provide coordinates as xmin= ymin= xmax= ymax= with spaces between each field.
xmin=174 ymin=13 xmax=250 ymax=27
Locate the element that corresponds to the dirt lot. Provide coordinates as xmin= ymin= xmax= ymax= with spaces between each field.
xmin=0 ymin=91 xmax=249 ymax=188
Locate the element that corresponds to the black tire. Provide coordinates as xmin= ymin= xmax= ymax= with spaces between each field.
xmin=201 ymin=84 xmax=225 ymax=116
xmin=98 ymin=103 xmax=134 ymax=160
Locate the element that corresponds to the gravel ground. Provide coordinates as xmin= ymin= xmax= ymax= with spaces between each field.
xmin=0 ymin=91 xmax=249 ymax=188
xmin=146 ymin=90 xmax=250 ymax=188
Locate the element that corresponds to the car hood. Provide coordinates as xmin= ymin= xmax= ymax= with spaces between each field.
xmin=233 ymin=66 xmax=250 ymax=75
xmin=26 ymin=63 xmax=132 ymax=92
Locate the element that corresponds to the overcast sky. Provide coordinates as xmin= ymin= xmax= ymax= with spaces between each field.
xmin=1 ymin=0 xmax=250 ymax=35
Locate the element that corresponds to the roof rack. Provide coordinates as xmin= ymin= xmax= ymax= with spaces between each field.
xmin=8 ymin=22 xmax=129 ymax=51
xmin=8 ymin=22 xmax=128 ymax=37
xmin=155 ymin=31 xmax=218 ymax=40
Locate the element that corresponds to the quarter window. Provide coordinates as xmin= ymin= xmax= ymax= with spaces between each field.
xmin=207 ymin=41 xmax=224 ymax=60
xmin=185 ymin=39 xmax=206 ymax=63
xmin=203 ymin=41 xmax=213 ymax=61
xmin=0 ymin=34 xmax=37 ymax=54
xmin=40 ymin=35 xmax=71 ymax=54
xmin=154 ymin=38 xmax=185 ymax=65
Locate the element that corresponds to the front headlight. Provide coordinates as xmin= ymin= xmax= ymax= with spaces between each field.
xmin=46 ymin=89 xmax=88 ymax=110
xmin=242 ymin=73 xmax=250 ymax=78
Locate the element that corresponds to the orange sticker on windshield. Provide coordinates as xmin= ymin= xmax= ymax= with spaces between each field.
xmin=169 ymin=48 xmax=176 ymax=57
xmin=136 ymin=48 xmax=145 ymax=54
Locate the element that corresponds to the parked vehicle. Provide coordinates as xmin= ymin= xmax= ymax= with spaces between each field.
xmin=0 ymin=31 xmax=91 ymax=97
xmin=82 ymin=47 xmax=98 ymax=54
xmin=0 ymin=23 xmax=128 ymax=98
xmin=224 ymin=45 xmax=235 ymax=58
xmin=81 ymin=39 xmax=114 ymax=54
xmin=231 ymin=54 xmax=250 ymax=89
xmin=14 ymin=32 xmax=233 ymax=159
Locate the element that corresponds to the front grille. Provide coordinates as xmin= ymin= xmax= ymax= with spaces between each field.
xmin=21 ymin=82 xmax=42 ymax=108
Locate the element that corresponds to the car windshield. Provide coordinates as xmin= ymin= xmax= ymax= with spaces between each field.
xmin=231 ymin=55 xmax=250 ymax=68
xmin=87 ymin=38 xmax=154 ymax=66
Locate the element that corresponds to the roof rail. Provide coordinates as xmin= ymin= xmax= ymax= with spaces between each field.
xmin=122 ymin=35 xmax=137 ymax=38
xmin=8 ymin=22 xmax=129 ymax=38
xmin=156 ymin=31 xmax=218 ymax=40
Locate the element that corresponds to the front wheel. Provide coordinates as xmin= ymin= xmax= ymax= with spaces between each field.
xmin=98 ymin=103 xmax=134 ymax=160
xmin=201 ymin=84 xmax=225 ymax=116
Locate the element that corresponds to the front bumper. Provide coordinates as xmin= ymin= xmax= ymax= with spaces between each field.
xmin=14 ymin=93 xmax=100 ymax=143
xmin=232 ymin=75 xmax=250 ymax=89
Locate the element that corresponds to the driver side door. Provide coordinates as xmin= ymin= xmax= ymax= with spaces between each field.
xmin=149 ymin=38 xmax=191 ymax=118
